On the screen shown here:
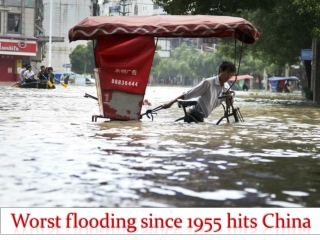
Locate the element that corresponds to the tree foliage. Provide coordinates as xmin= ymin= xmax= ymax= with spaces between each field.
xmin=153 ymin=0 xmax=276 ymax=15
xmin=69 ymin=41 xmax=95 ymax=75
xmin=152 ymin=0 xmax=320 ymax=69
xmin=150 ymin=42 xmax=267 ymax=85
xmin=293 ymin=0 xmax=320 ymax=36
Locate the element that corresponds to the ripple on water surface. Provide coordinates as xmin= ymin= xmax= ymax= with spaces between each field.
xmin=0 ymin=83 xmax=320 ymax=207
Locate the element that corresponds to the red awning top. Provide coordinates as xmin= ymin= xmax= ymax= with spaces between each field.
xmin=68 ymin=15 xmax=260 ymax=44
xmin=230 ymin=74 xmax=254 ymax=81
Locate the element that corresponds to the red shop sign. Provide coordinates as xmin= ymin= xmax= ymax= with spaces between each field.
xmin=0 ymin=41 xmax=37 ymax=53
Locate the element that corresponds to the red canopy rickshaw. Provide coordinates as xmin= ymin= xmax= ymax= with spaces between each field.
xmin=68 ymin=15 xmax=260 ymax=121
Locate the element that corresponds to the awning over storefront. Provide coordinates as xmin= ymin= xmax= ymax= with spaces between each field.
xmin=0 ymin=36 xmax=38 ymax=56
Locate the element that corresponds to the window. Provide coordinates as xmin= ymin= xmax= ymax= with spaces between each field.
xmin=134 ymin=4 xmax=138 ymax=15
xmin=25 ymin=0 xmax=35 ymax=8
xmin=153 ymin=4 xmax=159 ymax=9
xmin=109 ymin=6 xmax=120 ymax=13
xmin=7 ymin=0 xmax=22 ymax=7
xmin=203 ymin=38 xmax=217 ymax=44
xmin=0 ymin=0 xmax=3 ymax=5
xmin=8 ymin=14 xmax=21 ymax=33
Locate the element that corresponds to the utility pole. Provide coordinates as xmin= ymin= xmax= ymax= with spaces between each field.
xmin=48 ymin=0 xmax=52 ymax=67
xmin=119 ymin=0 xmax=131 ymax=16
xmin=92 ymin=0 xmax=100 ymax=16
xmin=311 ymin=38 xmax=320 ymax=104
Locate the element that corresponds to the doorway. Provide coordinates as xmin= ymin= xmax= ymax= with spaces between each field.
xmin=0 ymin=59 xmax=15 ymax=81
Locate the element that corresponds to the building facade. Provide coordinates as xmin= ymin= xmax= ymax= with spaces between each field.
xmin=0 ymin=0 xmax=45 ymax=81
xmin=101 ymin=0 xmax=166 ymax=17
xmin=41 ymin=0 xmax=93 ymax=71
xmin=100 ymin=0 xmax=168 ymax=56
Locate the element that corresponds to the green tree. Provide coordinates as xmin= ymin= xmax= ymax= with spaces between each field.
xmin=203 ymin=52 xmax=224 ymax=77
xmin=179 ymin=61 xmax=191 ymax=85
xmin=69 ymin=41 xmax=95 ymax=74
xmin=152 ymin=0 xmax=320 ymax=69
xmin=150 ymin=52 xmax=161 ymax=77
xmin=152 ymin=0 xmax=276 ymax=15
xmin=151 ymin=40 xmax=271 ymax=86
xmin=293 ymin=0 xmax=320 ymax=37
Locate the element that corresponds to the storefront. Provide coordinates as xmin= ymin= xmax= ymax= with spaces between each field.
xmin=0 ymin=36 xmax=37 ymax=82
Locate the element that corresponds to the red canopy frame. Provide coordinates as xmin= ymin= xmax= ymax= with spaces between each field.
xmin=68 ymin=15 xmax=260 ymax=121
xmin=69 ymin=15 xmax=260 ymax=44
xmin=229 ymin=74 xmax=254 ymax=81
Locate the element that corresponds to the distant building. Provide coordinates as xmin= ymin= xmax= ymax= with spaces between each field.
xmin=100 ymin=0 xmax=166 ymax=17
xmin=0 ymin=0 xmax=46 ymax=81
xmin=41 ymin=0 xmax=93 ymax=71
xmin=99 ymin=1 xmax=216 ymax=55
xmin=99 ymin=1 xmax=169 ymax=57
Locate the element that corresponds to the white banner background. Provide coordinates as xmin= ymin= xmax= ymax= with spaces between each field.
xmin=0 ymin=208 xmax=318 ymax=235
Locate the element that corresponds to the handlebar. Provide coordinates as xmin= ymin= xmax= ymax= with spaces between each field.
xmin=84 ymin=93 xmax=98 ymax=101
xmin=218 ymin=91 xmax=235 ymax=99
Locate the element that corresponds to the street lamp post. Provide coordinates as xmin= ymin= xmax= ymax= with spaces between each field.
xmin=119 ymin=0 xmax=131 ymax=16
xmin=48 ymin=0 xmax=53 ymax=67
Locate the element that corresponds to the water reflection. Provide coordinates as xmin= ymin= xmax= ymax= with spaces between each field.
xmin=0 ymin=82 xmax=319 ymax=207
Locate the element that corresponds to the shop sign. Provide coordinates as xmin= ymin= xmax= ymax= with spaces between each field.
xmin=301 ymin=49 xmax=312 ymax=60
xmin=0 ymin=43 xmax=19 ymax=51
xmin=0 ymin=41 xmax=37 ymax=53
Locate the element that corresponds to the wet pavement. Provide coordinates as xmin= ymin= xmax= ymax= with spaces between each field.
xmin=0 ymin=82 xmax=319 ymax=207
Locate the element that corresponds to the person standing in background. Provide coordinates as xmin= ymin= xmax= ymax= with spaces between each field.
xmin=18 ymin=64 xmax=27 ymax=82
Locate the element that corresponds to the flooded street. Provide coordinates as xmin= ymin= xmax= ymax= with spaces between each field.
xmin=0 ymin=82 xmax=320 ymax=207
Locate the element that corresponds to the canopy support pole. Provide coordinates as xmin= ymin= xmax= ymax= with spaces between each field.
xmin=227 ymin=34 xmax=244 ymax=92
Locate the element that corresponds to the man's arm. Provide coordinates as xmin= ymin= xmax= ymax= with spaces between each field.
xmin=23 ymin=72 xmax=28 ymax=79
xmin=225 ymin=93 xmax=233 ymax=107
xmin=162 ymin=80 xmax=209 ymax=109
xmin=221 ymin=82 xmax=234 ymax=107
xmin=52 ymin=74 xmax=57 ymax=83
xmin=162 ymin=94 xmax=184 ymax=109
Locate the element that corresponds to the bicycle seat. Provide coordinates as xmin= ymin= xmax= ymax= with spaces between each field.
xmin=177 ymin=98 xmax=199 ymax=108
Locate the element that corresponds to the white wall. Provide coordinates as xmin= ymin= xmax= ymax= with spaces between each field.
xmin=0 ymin=11 xmax=3 ymax=34
xmin=41 ymin=0 xmax=92 ymax=70
xmin=25 ymin=8 xmax=35 ymax=36
xmin=41 ymin=0 xmax=166 ymax=70
xmin=100 ymin=0 xmax=166 ymax=16
xmin=131 ymin=0 xmax=153 ymax=16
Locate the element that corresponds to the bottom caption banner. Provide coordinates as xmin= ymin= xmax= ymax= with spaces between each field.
xmin=0 ymin=208 xmax=318 ymax=234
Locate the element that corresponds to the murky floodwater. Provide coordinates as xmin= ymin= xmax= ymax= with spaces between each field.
xmin=0 ymin=82 xmax=320 ymax=207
